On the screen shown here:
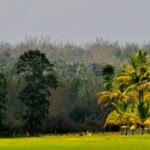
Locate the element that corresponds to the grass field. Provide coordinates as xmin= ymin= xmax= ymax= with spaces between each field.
xmin=0 ymin=133 xmax=150 ymax=150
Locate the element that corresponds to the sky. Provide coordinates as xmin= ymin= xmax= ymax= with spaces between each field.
xmin=0 ymin=0 xmax=150 ymax=45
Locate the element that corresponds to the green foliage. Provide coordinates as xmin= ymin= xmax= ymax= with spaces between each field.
xmin=0 ymin=70 xmax=7 ymax=127
xmin=102 ymin=64 xmax=115 ymax=90
xmin=0 ymin=39 xmax=150 ymax=133
xmin=136 ymin=100 xmax=150 ymax=122
xmin=98 ymin=50 xmax=150 ymax=133
xmin=16 ymin=50 xmax=58 ymax=134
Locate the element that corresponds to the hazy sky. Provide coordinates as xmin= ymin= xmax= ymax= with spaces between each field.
xmin=1 ymin=0 xmax=150 ymax=44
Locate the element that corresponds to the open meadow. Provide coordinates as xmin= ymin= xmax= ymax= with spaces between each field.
xmin=0 ymin=134 xmax=150 ymax=150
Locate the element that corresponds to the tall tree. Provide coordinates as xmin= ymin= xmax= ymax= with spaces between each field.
xmin=16 ymin=50 xmax=58 ymax=135
xmin=102 ymin=64 xmax=115 ymax=90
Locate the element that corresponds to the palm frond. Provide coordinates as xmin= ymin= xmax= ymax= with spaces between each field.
xmin=97 ymin=91 xmax=121 ymax=103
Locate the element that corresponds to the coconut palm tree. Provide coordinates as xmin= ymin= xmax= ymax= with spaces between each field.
xmin=104 ymin=100 xmax=135 ymax=135
xmin=134 ymin=99 xmax=150 ymax=134
xmin=115 ymin=50 xmax=150 ymax=102
xmin=98 ymin=50 xmax=150 ymax=104
xmin=98 ymin=50 xmax=150 ymax=134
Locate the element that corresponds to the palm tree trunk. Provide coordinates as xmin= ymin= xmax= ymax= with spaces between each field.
xmin=141 ymin=127 xmax=144 ymax=135
xmin=132 ymin=130 xmax=135 ymax=135
xmin=125 ymin=128 xmax=128 ymax=135
xmin=109 ymin=125 xmax=112 ymax=132
xmin=120 ymin=127 xmax=123 ymax=135
xmin=139 ymin=90 xmax=144 ymax=101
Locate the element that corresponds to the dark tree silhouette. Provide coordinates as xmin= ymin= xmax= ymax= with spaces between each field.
xmin=16 ymin=50 xmax=58 ymax=135
xmin=0 ymin=70 xmax=7 ymax=128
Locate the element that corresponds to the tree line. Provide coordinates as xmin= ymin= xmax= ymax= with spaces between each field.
xmin=0 ymin=37 xmax=149 ymax=135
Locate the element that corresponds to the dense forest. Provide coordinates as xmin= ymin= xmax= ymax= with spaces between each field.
xmin=0 ymin=37 xmax=150 ymax=134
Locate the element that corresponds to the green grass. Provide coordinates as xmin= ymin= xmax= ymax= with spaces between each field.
xmin=0 ymin=133 xmax=150 ymax=150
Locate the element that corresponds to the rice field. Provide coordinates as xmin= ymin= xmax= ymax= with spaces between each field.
xmin=0 ymin=133 xmax=150 ymax=150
